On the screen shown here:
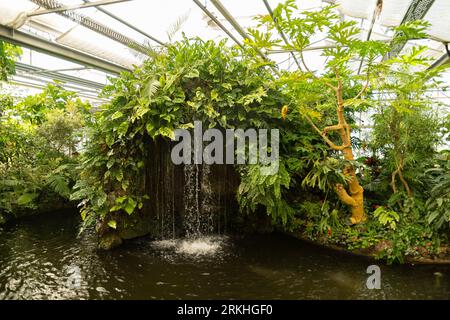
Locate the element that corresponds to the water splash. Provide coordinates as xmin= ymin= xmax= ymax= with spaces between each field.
xmin=177 ymin=237 xmax=221 ymax=255
xmin=151 ymin=236 xmax=227 ymax=257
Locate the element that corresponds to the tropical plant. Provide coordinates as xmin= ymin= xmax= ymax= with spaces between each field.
xmin=370 ymin=46 xmax=446 ymax=199
xmin=0 ymin=84 xmax=89 ymax=219
xmin=373 ymin=206 xmax=400 ymax=230
xmin=246 ymin=0 xmax=433 ymax=225
xmin=425 ymin=154 xmax=450 ymax=231
xmin=0 ymin=40 xmax=22 ymax=81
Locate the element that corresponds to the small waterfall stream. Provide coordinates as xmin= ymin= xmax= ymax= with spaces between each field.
xmin=183 ymin=163 xmax=218 ymax=238
xmin=144 ymin=138 xmax=239 ymax=253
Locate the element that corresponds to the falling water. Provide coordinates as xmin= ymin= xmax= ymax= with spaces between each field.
xmin=200 ymin=163 xmax=215 ymax=235
xmin=183 ymin=164 xmax=200 ymax=238
xmin=146 ymin=138 xmax=238 ymax=248
xmin=183 ymin=162 xmax=220 ymax=238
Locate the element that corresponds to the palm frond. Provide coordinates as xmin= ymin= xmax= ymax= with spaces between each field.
xmin=167 ymin=11 xmax=191 ymax=43
xmin=144 ymin=79 xmax=161 ymax=98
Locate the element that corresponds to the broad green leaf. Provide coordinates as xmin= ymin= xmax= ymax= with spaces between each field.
xmin=185 ymin=69 xmax=199 ymax=78
xmin=111 ymin=111 xmax=123 ymax=120
xmin=158 ymin=127 xmax=175 ymax=140
xmin=108 ymin=220 xmax=117 ymax=229
xmin=17 ymin=193 xmax=37 ymax=205
xmin=124 ymin=198 xmax=137 ymax=215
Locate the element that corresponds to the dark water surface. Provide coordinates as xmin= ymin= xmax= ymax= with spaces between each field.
xmin=0 ymin=211 xmax=449 ymax=300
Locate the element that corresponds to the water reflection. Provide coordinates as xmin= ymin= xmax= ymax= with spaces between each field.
xmin=0 ymin=211 xmax=449 ymax=300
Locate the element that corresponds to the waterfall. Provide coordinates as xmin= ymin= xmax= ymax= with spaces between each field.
xmin=200 ymin=163 xmax=214 ymax=235
xmin=183 ymin=164 xmax=200 ymax=238
xmin=145 ymin=138 xmax=238 ymax=241
xmin=183 ymin=163 xmax=216 ymax=238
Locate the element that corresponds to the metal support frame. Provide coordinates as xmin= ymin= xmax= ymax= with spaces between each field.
xmin=385 ymin=0 xmax=435 ymax=60
xmin=262 ymin=0 xmax=301 ymax=70
xmin=209 ymin=0 xmax=248 ymax=40
xmin=357 ymin=0 xmax=382 ymax=74
xmin=192 ymin=0 xmax=244 ymax=49
xmin=208 ymin=0 xmax=270 ymax=61
xmin=0 ymin=24 xmax=129 ymax=74
xmin=29 ymin=0 xmax=149 ymax=54
xmin=9 ymin=78 xmax=108 ymax=102
xmin=27 ymin=0 xmax=133 ymax=17
xmin=82 ymin=0 xmax=165 ymax=46
xmin=429 ymin=41 xmax=450 ymax=70
xmin=15 ymin=62 xmax=106 ymax=91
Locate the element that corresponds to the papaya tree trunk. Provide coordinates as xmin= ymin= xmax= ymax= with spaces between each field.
xmin=336 ymin=147 xmax=366 ymax=224
xmin=305 ymin=75 xmax=367 ymax=224
xmin=334 ymin=81 xmax=366 ymax=224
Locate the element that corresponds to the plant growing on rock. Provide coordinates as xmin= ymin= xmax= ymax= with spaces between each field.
xmin=71 ymin=37 xmax=298 ymax=242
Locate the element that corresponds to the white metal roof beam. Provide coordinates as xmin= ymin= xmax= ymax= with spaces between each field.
xmin=192 ymin=0 xmax=244 ymax=49
xmin=357 ymin=0 xmax=383 ymax=74
xmin=262 ymin=0 xmax=301 ymax=70
xmin=385 ymin=0 xmax=436 ymax=60
xmin=208 ymin=0 xmax=271 ymax=62
xmin=27 ymin=0 xmax=133 ymax=17
xmin=29 ymin=0 xmax=149 ymax=54
xmin=0 ymin=24 xmax=128 ymax=74
xmin=15 ymin=62 xmax=106 ymax=91
xmin=82 ymin=0 xmax=166 ymax=46
xmin=429 ymin=45 xmax=450 ymax=69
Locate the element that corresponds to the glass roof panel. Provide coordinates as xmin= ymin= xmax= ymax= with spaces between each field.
xmin=1 ymin=0 xmax=450 ymax=98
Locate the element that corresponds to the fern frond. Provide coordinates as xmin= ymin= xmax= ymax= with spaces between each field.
xmin=46 ymin=174 xmax=71 ymax=199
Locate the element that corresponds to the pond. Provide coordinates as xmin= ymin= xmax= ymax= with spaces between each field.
xmin=0 ymin=211 xmax=449 ymax=300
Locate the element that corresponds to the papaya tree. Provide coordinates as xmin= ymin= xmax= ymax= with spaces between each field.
xmin=370 ymin=46 xmax=446 ymax=198
xmin=246 ymin=1 xmax=430 ymax=224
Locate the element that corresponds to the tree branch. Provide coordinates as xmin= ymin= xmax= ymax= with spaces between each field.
xmin=300 ymin=51 xmax=337 ymax=91
xmin=352 ymin=67 xmax=371 ymax=101
xmin=304 ymin=115 xmax=351 ymax=151
xmin=335 ymin=184 xmax=356 ymax=206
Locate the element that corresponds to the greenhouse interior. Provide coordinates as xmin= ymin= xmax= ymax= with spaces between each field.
xmin=0 ymin=0 xmax=450 ymax=302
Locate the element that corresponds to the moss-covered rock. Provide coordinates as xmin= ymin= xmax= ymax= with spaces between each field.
xmin=98 ymin=232 xmax=123 ymax=250
xmin=119 ymin=214 xmax=158 ymax=240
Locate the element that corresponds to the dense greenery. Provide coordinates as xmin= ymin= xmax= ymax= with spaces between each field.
xmin=0 ymin=84 xmax=90 ymax=221
xmin=70 ymin=37 xmax=326 ymax=235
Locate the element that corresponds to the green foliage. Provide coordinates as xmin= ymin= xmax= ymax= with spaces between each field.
xmin=0 ymin=41 xmax=22 ymax=81
xmin=237 ymin=161 xmax=293 ymax=225
xmin=73 ymin=37 xmax=298 ymax=231
xmin=15 ymin=82 xmax=91 ymax=124
xmin=67 ymin=2 xmax=449 ymax=264
xmin=0 ymin=84 xmax=89 ymax=217
xmin=373 ymin=206 xmax=400 ymax=230
xmin=425 ymin=154 xmax=450 ymax=231
xmin=302 ymin=157 xmax=353 ymax=192
xmin=298 ymin=200 xmax=343 ymax=238
xmin=377 ymin=222 xmax=439 ymax=264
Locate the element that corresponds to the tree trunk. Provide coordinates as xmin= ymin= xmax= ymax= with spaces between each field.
xmin=322 ymin=80 xmax=366 ymax=224
xmin=334 ymin=90 xmax=366 ymax=224
xmin=336 ymin=146 xmax=366 ymax=224
xmin=304 ymin=76 xmax=367 ymax=224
